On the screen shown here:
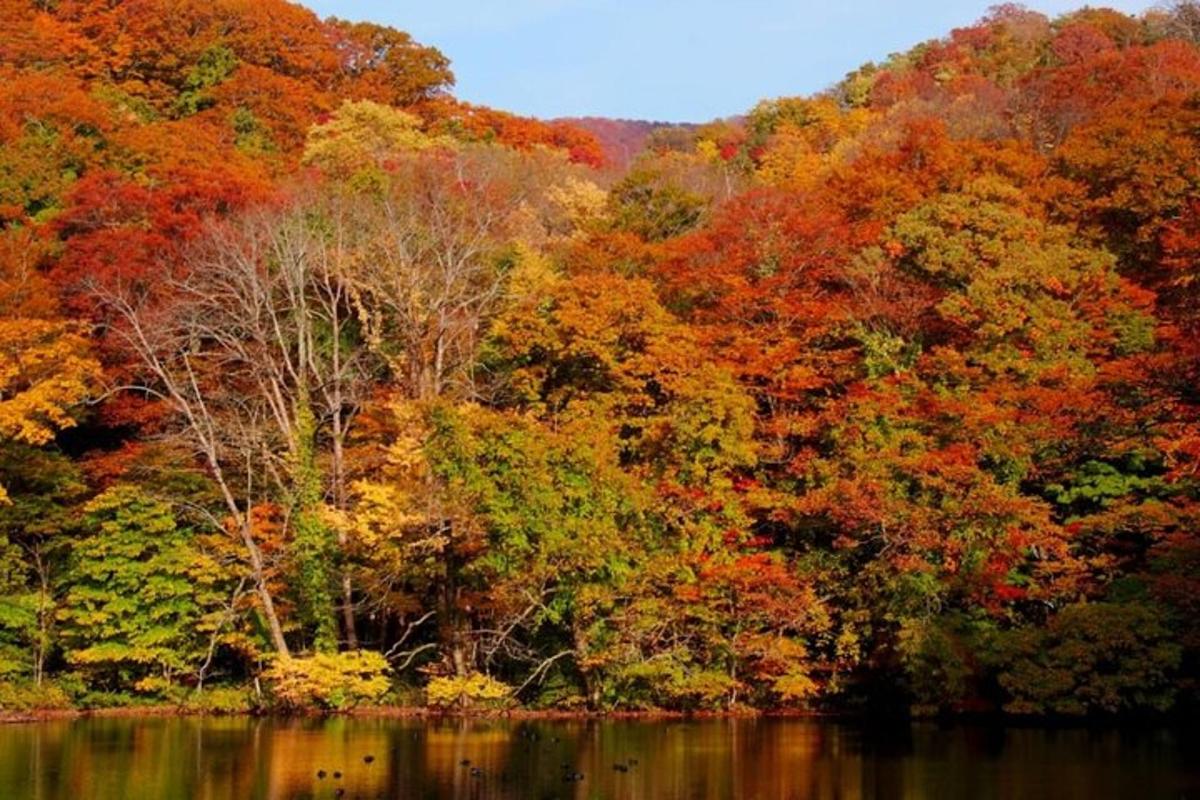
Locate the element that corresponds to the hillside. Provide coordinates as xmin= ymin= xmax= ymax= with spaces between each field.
xmin=0 ymin=0 xmax=603 ymax=226
xmin=2 ymin=0 xmax=1200 ymax=720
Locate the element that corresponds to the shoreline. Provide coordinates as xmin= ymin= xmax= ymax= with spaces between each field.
xmin=0 ymin=705 xmax=822 ymax=725
xmin=3 ymin=705 xmax=1193 ymax=727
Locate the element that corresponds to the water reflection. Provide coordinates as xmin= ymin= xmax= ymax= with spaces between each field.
xmin=0 ymin=715 xmax=1196 ymax=799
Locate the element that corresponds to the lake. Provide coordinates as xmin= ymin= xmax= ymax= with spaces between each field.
xmin=0 ymin=715 xmax=1196 ymax=799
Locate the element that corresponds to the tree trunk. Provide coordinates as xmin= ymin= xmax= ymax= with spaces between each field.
xmin=330 ymin=427 xmax=359 ymax=650
xmin=211 ymin=463 xmax=290 ymax=658
xmin=340 ymin=573 xmax=358 ymax=650
xmin=241 ymin=518 xmax=290 ymax=658
xmin=33 ymin=548 xmax=50 ymax=687
xmin=572 ymin=623 xmax=599 ymax=709
xmin=439 ymin=564 xmax=470 ymax=678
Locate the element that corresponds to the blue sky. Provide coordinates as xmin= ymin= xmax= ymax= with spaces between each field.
xmin=306 ymin=1 xmax=1150 ymax=122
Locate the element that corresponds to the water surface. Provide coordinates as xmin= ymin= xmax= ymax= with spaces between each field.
xmin=1 ymin=715 xmax=1196 ymax=799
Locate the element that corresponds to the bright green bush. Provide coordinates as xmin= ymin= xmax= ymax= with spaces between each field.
xmin=57 ymin=486 xmax=225 ymax=696
xmin=263 ymin=651 xmax=390 ymax=711
xmin=425 ymin=672 xmax=512 ymax=710
xmin=76 ymin=690 xmax=159 ymax=709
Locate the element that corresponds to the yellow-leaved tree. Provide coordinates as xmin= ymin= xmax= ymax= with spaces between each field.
xmin=301 ymin=99 xmax=451 ymax=180
xmin=0 ymin=230 xmax=99 ymax=502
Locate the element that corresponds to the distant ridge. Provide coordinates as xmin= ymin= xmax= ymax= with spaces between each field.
xmin=554 ymin=117 xmax=698 ymax=168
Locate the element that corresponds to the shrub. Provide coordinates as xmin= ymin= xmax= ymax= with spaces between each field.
xmin=263 ymin=651 xmax=391 ymax=711
xmin=991 ymin=602 xmax=1182 ymax=715
xmin=773 ymin=670 xmax=819 ymax=704
xmin=76 ymin=690 xmax=150 ymax=709
xmin=529 ymin=672 xmax=589 ymax=710
xmin=425 ymin=672 xmax=512 ymax=710
xmin=609 ymin=659 xmax=736 ymax=710
xmin=0 ymin=680 xmax=72 ymax=712
xmin=182 ymin=685 xmax=256 ymax=714
xmin=665 ymin=669 xmax=738 ymax=710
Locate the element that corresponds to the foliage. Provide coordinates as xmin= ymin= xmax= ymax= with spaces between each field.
xmin=57 ymin=487 xmax=226 ymax=695
xmin=0 ymin=318 xmax=97 ymax=450
xmin=607 ymin=162 xmax=709 ymax=241
xmin=0 ymin=239 xmax=99 ymax=503
xmin=2 ymin=0 xmax=1200 ymax=717
xmin=302 ymin=99 xmax=447 ymax=180
xmin=897 ymin=616 xmax=988 ymax=715
xmin=990 ymin=602 xmax=1182 ymax=716
xmin=288 ymin=401 xmax=338 ymax=654
xmin=182 ymin=686 xmax=256 ymax=715
xmin=0 ymin=446 xmax=86 ymax=682
xmin=262 ymin=651 xmax=391 ymax=711
xmin=425 ymin=673 xmax=513 ymax=710
xmin=0 ymin=680 xmax=72 ymax=712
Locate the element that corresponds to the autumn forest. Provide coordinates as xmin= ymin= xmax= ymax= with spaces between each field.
xmin=2 ymin=0 xmax=1200 ymax=720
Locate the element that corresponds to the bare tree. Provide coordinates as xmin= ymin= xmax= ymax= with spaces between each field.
xmin=341 ymin=145 xmax=574 ymax=675
xmin=92 ymin=189 xmax=380 ymax=656
xmin=347 ymin=146 xmax=549 ymax=402
xmin=94 ymin=281 xmax=293 ymax=656
xmin=1159 ymin=1 xmax=1200 ymax=43
xmin=203 ymin=198 xmax=378 ymax=649
xmin=94 ymin=146 xmax=579 ymax=667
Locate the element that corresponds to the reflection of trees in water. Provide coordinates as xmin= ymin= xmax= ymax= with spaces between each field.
xmin=0 ymin=717 xmax=1195 ymax=799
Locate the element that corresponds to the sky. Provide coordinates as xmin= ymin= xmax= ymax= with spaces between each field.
xmin=306 ymin=0 xmax=1152 ymax=123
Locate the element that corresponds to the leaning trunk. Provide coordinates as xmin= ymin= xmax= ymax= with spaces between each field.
xmin=241 ymin=518 xmax=290 ymax=658
xmin=211 ymin=461 xmax=290 ymax=658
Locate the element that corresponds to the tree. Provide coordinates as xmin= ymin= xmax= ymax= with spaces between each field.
xmin=348 ymin=253 xmax=762 ymax=703
xmin=0 ymin=228 xmax=99 ymax=504
xmin=58 ymin=486 xmax=227 ymax=695
xmin=328 ymin=18 xmax=454 ymax=107
xmin=90 ymin=189 xmax=387 ymax=655
xmin=339 ymin=146 xmax=563 ymax=401
xmin=301 ymin=99 xmax=448 ymax=180
xmin=0 ymin=447 xmax=86 ymax=686
xmin=990 ymin=602 xmax=1182 ymax=715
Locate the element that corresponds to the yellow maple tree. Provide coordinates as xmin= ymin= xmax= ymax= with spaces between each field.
xmin=0 ymin=233 xmax=100 ymax=502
